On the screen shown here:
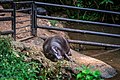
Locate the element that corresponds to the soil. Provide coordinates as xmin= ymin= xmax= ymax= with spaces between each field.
xmin=0 ymin=12 xmax=68 ymax=40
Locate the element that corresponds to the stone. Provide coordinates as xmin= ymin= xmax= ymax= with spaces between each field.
xmin=70 ymin=49 xmax=117 ymax=78
xmin=12 ymin=41 xmax=117 ymax=79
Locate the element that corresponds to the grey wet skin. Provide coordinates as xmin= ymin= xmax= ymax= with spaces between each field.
xmin=43 ymin=36 xmax=71 ymax=62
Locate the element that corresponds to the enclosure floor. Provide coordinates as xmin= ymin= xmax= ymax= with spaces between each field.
xmin=82 ymin=49 xmax=120 ymax=80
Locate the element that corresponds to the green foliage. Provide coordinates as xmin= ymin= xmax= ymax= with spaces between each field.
xmin=39 ymin=62 xmax=103 ymax=80
xmin=65 ymin=0 xmax=118 ymax=23
xmin=38 ymin=0 xmax=119 ymax=24
xmin=100 ymin=0 xmax=113 ymax=5
xmin=0 ymin=36 xmax=12 ymax=56
xmin=39 ymin=61 xmax=71 ymax=80
xmin=0 ymin=36 xmax=39 ymax=80
xmin=75 ymin=65 xmax=104 ymax=80
xmin=49 ymin=20 xmax=59 ymax=26
xmin=2 ymin=0 xmax=120 ymax=23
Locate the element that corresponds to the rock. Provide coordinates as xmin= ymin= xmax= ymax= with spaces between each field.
xmin=33 ymin=37 xmax=44 ymax=46
xmin=70 ymin=49 xmax=117 ymax=78
xmin=37 ymin=7 xmax=47 ymax=15
xmin=12 ymin=41 xmax=117 ymax=78
xmin=12 ymin=41 xmax=25 ymax=52
xmin=12 ymin=41 xmax=31 ymax=52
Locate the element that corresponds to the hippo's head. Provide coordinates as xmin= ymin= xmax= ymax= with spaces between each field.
xmin=51 ymin=46 xmax=63 ymax=60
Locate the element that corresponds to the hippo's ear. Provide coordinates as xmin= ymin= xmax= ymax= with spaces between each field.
xmin=51 ymin=46 xmax=63 ymax=59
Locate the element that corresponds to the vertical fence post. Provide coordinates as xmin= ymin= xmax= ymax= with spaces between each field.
xmin=31 ymin=1 xmax=37 ymax=36
xmin=12 ymin=2 xmax=16 ymax=40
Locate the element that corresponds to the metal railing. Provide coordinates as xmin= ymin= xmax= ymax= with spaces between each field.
xmin=0 ymin=1 xmax=16 ymax=40
xmin=0 ymin=1 xmax=120 ymax=48
xmin=34 ymin=1 xmax=120 ymax=48
xmin=14 ymin=1 xmax=33 ymax=38
xmin=0 ymin=1 xmax=32 ymax=40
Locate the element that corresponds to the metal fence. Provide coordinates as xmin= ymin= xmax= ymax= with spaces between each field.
xmin=34 ymin=1 xmax=120 ymax=48
xmin=14 ymin=1 xmax=33 ymax=39
xmin=0 ymin=1 xmax=33 ymax=40
xmin=0 ymin=1 xmax=120 ymax=48
xmin=0 ymin=0 xmax=16 ymax=40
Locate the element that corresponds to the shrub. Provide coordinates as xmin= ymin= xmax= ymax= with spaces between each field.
xmin=49 ymin=20 xmax=59 ymax=26
xmin=0 ymin=36 xmax=39 ymax=80
xmin=39 ymin=61 xmax=71 ymax=80
xmin=75 ymin=65 xmax=104 ymax=80
xmin=38 ymin=0 xmax=120 ymax=24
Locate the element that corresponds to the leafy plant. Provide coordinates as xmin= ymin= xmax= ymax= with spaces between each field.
xmin=75 ymin=65 xmax=104 ymax=80
xmin=100 ymin=0 xmax=113 ymax=5
xmin=0 ymin=36 xmax=39 ymax=80
xmin=39 ymin=61 xmax=71 ymax=80
xmin=49 ymin=20 xmax=59 ymax=26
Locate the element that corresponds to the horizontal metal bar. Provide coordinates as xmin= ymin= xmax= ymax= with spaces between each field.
xmin=0 ymin=13 xmax=5 ymax=16
xmin=16 ymin=24 xmax=31 ymax=29
xmin=37 ymin=15 xmax=120 ymax=28
xmin=0 ymin=30 xmax=14 ymax=35
xmin=16 ymin=8 xmax=31 ymax=12
xmin=16 ymin=20 xmax=31 ymax=24
xmin=0 ymin=9 xmax=13 ymax=12
xmin=14 ymin=1 xmax=33 ymax=4
xmin=16 ymin=30 xmax=31 ymax=35
xmin=16 ymin=14 xmax=31 ymax=17
xmin=35 ymin=2 xmax=120 ymax=15
xmin=37 ymin=26 xmax=120 ymax=38
xmin=40 ymin=36 xmax=120 ymax=48
xmin=0 ymin=17 xmax=13 ymax=21
xmin=68 ymin=39 xmax=120 ymax=48
xmin=0 ymin=0 xmax=13 ymax=1
xmin=0 ymin=0 xmax=13 ymax=4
